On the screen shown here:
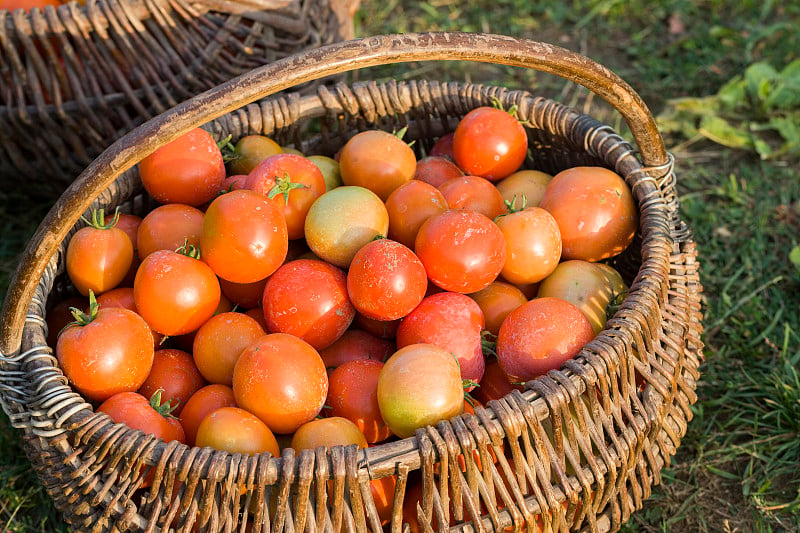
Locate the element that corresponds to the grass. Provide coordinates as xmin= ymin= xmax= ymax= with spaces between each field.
xmin=1 ymin=0 xmax=800 ymax=531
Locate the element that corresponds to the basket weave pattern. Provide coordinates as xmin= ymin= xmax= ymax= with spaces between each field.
xmin=0 ymin=75 xmax=703 ymax=532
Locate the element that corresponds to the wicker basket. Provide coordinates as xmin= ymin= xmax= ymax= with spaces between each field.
xmin=0 ymin=0 xmax=357 ymax=199
xmin=0 ymin=33 xmax=703 ymax=532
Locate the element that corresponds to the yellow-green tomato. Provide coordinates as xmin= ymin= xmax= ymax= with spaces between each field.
xmin=307 ymin=155 xmax=343 ymax=191
xmin=377 ymin=344 xmax=464 ymax=439
xmin=228 ymin=134 xmax=282 ymax=175
xmin=495 ymin=169 xmax=553 ymax=208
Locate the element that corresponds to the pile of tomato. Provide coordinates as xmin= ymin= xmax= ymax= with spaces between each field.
xmin=48 ymin=104 xmax=637 ymax=524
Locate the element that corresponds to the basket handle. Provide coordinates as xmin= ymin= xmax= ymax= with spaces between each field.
xmin=1 ymin=32 xmax=669 ymax=355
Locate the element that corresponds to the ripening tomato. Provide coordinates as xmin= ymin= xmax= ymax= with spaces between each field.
xmin=495 ymin=206 xmax=562 ymax=285
xmin=138 ymin=128 xmax=226 ymax=206
xmin=196 ymin=406 xmax=280 ymax=456
xmin=133 ymin=248 xmax=221 ymax=336
xmin=307 ymin=154 xmax=343 ymax=191
xmin=319 ymin=329 xmax=394 ymax=370
xmin=192 ymin=311 xmax=265 ymax=385
xmin=97 ymin=391 xmax=185 ymax=444
xmin=494 ymin=169 xmax=553 ymax=208
xmin=57 ymin=295 xmax=154 ymax=402
xmin=496 ymin=297 xmax=595 ymax=382
xmin=136 ymin=203 xmax=204 ymax=259
xmin=327 ymin=359 xmax=392 ymax=443
xmin=246 ymin=153 xmax=326 ymax=240
xmin=232 ymin=333 xmax=328 ymax=434
xmin=262 ymin=259 xmax=355 ymax=350
xmin=377 ymin=344 xmax=465 ymax=439
xmin=66 ymin=209 xmax=134 ymax=296
xmin=437 ymin=175 xmax=507 ymax=220
xmin=291 ymin=416 xmax=368 ymax=451
xmin=385 ymin=180 xmax=449 ymax=249
xmin=304 ymin=186 xmax=389 ymax=268
xmin=415 ymin=209 xmax=506 ymax=294
xmin=228 ymin=134 xmax=283 ymax=175
xmin=452 ymin=106 xmax=528 ymax=181
xmin=396 ymin=292 xmax=486 ymax=387
xmin=413 ymin=156 xmax=464 ymax=188
xmin=200 ymin=189 xmax=288 ymax=283
xmin=467 ymin=281 xmax=528 ymax=336
xmin=539 ymin=166 xmax=638 ymax=262
xmin=136 ymin=349 xmax=206 ymax=416
xmin=338 ymin=129 xmax=416 ymax=201
xmin=347 ymin=239 xmax=427 ymax=321
xmin=179 ymin=384 xmax=237 ymax=446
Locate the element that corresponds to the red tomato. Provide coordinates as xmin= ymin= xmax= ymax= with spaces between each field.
xmin=377 ymin=344 xmax=465 ymax=439
xmin=133 ymin=248 xmax=221 ymax=336
xmin=97 ymin=391 xmax=185 ymax=444
xmin=347 ymin=239 xmax=427 ymax=321
xmin=196 ymin=406 xmax=280 ymax=456
xmin=413 ymin=155 xmax=464 ymax=188
xmin=179 ymin=384 xmax=237 ymax=447
xmin=138 ymin=128 xmax=226 ymax=206
xmin=437 ymin=175 xmax=507 ymax=220
xmin=385 ymin=180 xmax=449 ymax=249
xmin=192 ymin=312 xmax=266 ymax=385
xmin=368 ymin=475 xmax=397 ymax=526
xmin=136 ymin=349 xmax=206 ymax=416
xmin=472 ymin=358 xmax=523 ymax=404
xmin=415 ymin=209 xmax=506 ymax=294
xmin=496 ymin=297 xmax=595 ymax=382
xmin=66 ymin=209 xmax=134 ymax=296
xmin=262 ymin=259 xmax=354 ymax=350
xmin=452 ymin=107 xmax=527 ymax=181
xmin=200 ymin=189 xmax=288 ymax=283
xmin=396 ymin=292 xmax=486 ymax=387
xmin=354 ymin=313 xmax=401 ymax=340
xmin=290 ymin=416 xmax=368 ymax=450
xmin=246 ymin=153 xmax=326 ymax=240
xmin=244 ymin=307 xmax=269 ymax=331
xmin=496 ymin=206 xmax=562 ymax=285
xmin=232 ymin=333 xmax=328 ymax=434
xmin=136 ymin=203 xmax=204 ymax=260
xmin=56 ymin=296 xmax=154 ymax=402
xmin=538 ymin=166 xmax=638 ymax=261
xmin=327 ymin=359 xmax=392 ymax=443
xmin=467 ymin=281 xmax=528 ymax=336
xmin=338 ymin=129 xmax=417 ymax=201
xmin=495 ymin=169 xmax=552 ymax=208
xmin=114 ymin=213 xmax=143 ymax=285
xmin=218 ymin=276 xmax=269 ymax=309
xmin=429 ymin=132 xmax=455 ymax=160
xmin=318 ymin=329 xmax=395 ymax=370
xmin=304 ymin=186 xmax=389 ymax=268
xmin=92 ymin=288 xmax=163 ymax=348
xmin=228 ymin=134 xmax=283 ymax=175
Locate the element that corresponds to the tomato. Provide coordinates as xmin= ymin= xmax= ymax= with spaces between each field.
xmin=347 ymin=239 xmax=427 ymax=321
xmin=396 ymin=292 xmax=486 ymax=387
xmin=338 ymin=129 xmax=416 ymax=201
xmin=228 ymin=134 xmax=282 ymax=176
xmin=90 ymin=287 xmax=162 ymax=348
xmin=429 ymin=132 xmax=455 ymax=160
xmin=495 ymin=206 xmax=562 ymax=285
xmin=327 ymin=359 xmax=391 ymax=443
xmin=192 ymin=311 xmax=266 ymax=385
xmin=136 ymin=348 xmax=205 ymax=416
xmin=133 ymin=248 xmax=221 ymax=336
xmin=138 ymin=128 xmax=226 ymax=206
xmin=179 ymin=384 xmax=237 ymax=447
xmin=318 ymin=329 xmax=394 ymax=370
xmin=472 ymin=358 xmax=523 ymax=404
xmin=113 ymin=213 xmax=143 ymax=286
xmin=496 ymin=297 xmax=595 ymax=382
xmin=2 ymin=0 xmax=61 ymax=12
xmin=244 ymin=307 xmax=269 ymax=331
xmin=66 ymin=209 xmax=134 ymax=296
xmin=136 ymin=203 xmax=204 ymax=260
xmin=218 ymin=276 xmax=269 ymax=309
xmin=378 ymin=344 xmax=465 ymax=439
xmin=246 ymin=153 xmax=326 ymax=240
xmin=538 ymin=166 xmax=638 ymax=262
xmin=467 ymin=281 xmax=528 ymax=336
xmin=452 ymin=107 xmax=527 ymax=181
xmin=304 ymin=186 xmax=389 ymax=268
xmin=413 ymin=155 xmax=464 ymax=188
xmin=196 ymin=406 xmax=280 ymax=456
xmin=307 ymin=155 xmax=342 ymax=191
xmin=494 ymin=169 xmax=552 ymax=208
xmin=354 ymin=313 xmax=401 ymax=340
xmin=97 ymin=391 xmax=185 ymax=444
xmin=368 ymin=474 xmax=396 ymax=526
xmin=262 ymin=259 xmax=354 ymax=350
xmin=221 ymin=174 xmax=248 ymax=193
xmin=437 ymin=175 xmax=507 ymax=220
xmin=200 ymin=189 xmax=288 ymax=283
xmin=56 ymin=294 xmax=154 ymax=402
xmin=232 ymin=333 xmax=328 ymax=434
xmin=536 ymin=260 xmax=626 ymax=334
xmin=385 ymin=180 xmax=449 ymax=249
xmin=46 ymin=295 xmax=88 ymax=348
xmin=290 ymin=416 xmax=368 ymax=451
xmin=415 ymin=209 xmax=506 ymax=294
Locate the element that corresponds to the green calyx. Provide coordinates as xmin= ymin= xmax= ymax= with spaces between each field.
xmin=480 ymin=330 xmax=498 ymax=359
xmin=149 ymin=389 xmax=180 ymax=419
xmin=175 ymin=239 xmax=201 ymax=260
xmin=267 ymin=172 xmax=308 ymax=205
xmin=80 ymin=207 xmax=121 ymax=230
xmin=62 ymin=290 xmax=99 ymax=334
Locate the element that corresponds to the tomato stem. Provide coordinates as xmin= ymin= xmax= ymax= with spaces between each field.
xmin=80 ymin=207 xmax=121 ymax=230
xmin=480 ymin=330 xmax=498 ymax=359
xmin=63 ymin=290 xmax=99 ymax=334
xmin=149 ymin=389 xmax=180 ymax=419
xmin=267 ymin=172 xmax=308 ymax=205
xmin=217 ymin=134 xmax=238 ymax=163
xmin=175 ymin=239 xmax=201 ymax=260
